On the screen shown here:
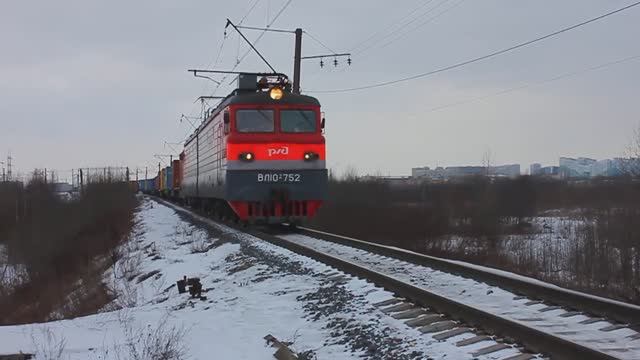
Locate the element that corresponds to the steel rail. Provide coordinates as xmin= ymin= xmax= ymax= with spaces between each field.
xmin=296 ymin=226 xmax=640 ymax=328
xmin=249 ymin=228 xmax=618 ymax=360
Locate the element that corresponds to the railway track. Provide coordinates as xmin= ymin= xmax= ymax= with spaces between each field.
xmin=156 ymin=197 xmax=640 ymax=359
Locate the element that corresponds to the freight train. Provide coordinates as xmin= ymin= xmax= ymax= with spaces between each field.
xmin=135 ymin=73 xmax=328 ymax=224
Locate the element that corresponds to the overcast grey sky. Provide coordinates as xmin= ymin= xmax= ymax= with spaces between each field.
xmin=1 ymin=0 xmax=639 ymax=178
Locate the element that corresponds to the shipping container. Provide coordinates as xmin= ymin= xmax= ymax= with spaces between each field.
xmin=164 ymin=166 xmax=173 ymax=194
xmin=172 ymin=158 xmax=182 ymax=190
xmin=137 ymin=178 xmax=155 ymax=192
xmin=156 ymin=169 xmax=164 ymax=192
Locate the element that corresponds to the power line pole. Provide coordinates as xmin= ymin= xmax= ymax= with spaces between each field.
xmin=154 ymin=154 xmax=173 ymax=166
xmin=293 ymin=28 xmax=302 ymax=94
xmin=80 ymin=169 xmax=84 ymax=193
xmin=6 ymin=152 xmax=12 ymax=181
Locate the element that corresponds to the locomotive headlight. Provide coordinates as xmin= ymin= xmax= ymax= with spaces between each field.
xmin=239 ymin=152 xmax=254 ymax=162
xmin=303 ymin=152 xmax=318 ymax=161
xmin=269 ymin=86 xmax=284 ymax=100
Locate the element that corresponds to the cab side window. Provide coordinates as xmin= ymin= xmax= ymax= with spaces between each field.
xmin=236 ymin=109 xmax=274 ymax=133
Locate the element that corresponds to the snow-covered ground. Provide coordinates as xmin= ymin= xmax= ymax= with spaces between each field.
xmin=425 ymin=214 xmax=594 ymax=286
xmin=282 ymin=232 xmax=640 ymax=359
xmin=0 ymin=198 xmax=516 ymax=359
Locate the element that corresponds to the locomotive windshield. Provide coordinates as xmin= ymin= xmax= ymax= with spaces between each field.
xmin=236 ymin=109 xmax=274 ymax=133
xmin=280 ymin=110 xmax=316 ymax=133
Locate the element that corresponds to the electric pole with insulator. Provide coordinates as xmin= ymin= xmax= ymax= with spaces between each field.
xmin=222 ymin=20 xmax=351 ymax=94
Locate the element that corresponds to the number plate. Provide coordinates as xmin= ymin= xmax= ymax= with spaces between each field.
xmin=257 ymin=173 xmax=302 ymax=183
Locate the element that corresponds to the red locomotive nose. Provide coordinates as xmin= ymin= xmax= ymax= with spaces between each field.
xmin=164 ymin=73 xmax=328 ymax=224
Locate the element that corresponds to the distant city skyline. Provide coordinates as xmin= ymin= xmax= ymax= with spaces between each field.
xmin=411 ymin=154 xmax=638 ymax=180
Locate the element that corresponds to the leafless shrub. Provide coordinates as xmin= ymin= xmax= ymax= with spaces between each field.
xmin=172 ymin=223 xmax=194 ymax=246
xmin=150 ymin=274 xmax=168 ymax=298
xmin=116 ymin=282 xmax=138 ymax=309
xmin=116 ymin=245 xmax=143 ymax=282
xmin=189 ymin=232 xmax=212 ymax=254
xmin=106 ymin=240 xmax=144 ymax=309
xmin=31 ymin=326 xmax=67 ymax=360
xmin=0 ymin=177 xmax=137 ymax=324
xmin=621 ymin=123 xmax=640 ymax=177
xmin=117 ymin=314 xmax=188 ymax=360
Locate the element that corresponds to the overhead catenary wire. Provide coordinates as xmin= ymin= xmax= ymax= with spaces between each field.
xmin=424 ymin=54 xmax=640 ymax=113
xmin=371 ymin=0 xmax=467 ymax=55
xmin=309 ymin=1 xmax=640 ymax=94
xmin=354 ymin=0 xmax=449 ymax=56
xmin=303 ymin=30 xmax=338 ymax=54
xmin=349 ymin=0 xmax=437 ymax=54
xmin=182 ymin=0 xmax=261 ymax=122
xmin=239 ymin=0 xmax=261 ymax=25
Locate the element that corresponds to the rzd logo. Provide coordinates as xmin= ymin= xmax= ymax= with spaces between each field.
xmin=267 ymin=146 xmax=289 ymax=157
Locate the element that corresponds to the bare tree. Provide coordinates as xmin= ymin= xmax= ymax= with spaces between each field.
xmin=341 ymin=165 xmax=359 ymax=182
xmin=482 ymin=148 xmax=493 ymax=176
xmin=621 ymin=123 xmax=640 ymax=177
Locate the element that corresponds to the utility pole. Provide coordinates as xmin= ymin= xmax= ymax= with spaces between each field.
xmin=154 ymin=154 xmax=174 ymax=167
xmin=0 ymin=161 xmax=4 ymax=182
xmin=80 ymin=169 xmax=84 ymax=193
xmin=293 ymin=28 xmax=302 ymax=94
xmin=145 ymin=167 xmax=148 ymax=181
xmin=229 ymin=22 xmax=351 ymax=94
xmin=6 ymin=152 xmax=12 ymax=181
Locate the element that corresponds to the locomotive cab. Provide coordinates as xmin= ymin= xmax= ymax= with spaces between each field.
xmin=225 ymin=78 xmax=328 ymax=223
xmin=180 ymin=73 xmax=328 ymax=224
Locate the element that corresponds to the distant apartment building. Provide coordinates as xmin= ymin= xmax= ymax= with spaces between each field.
xmin=592 ymin=158 xmax=640 ymax=177
xmin=491 ymin=164 xmax=521 ymax=177
xmin=591 ymin=159 xmax=616 ymax=177
xmin=411 ymin=167 xmax=432 ymax=178
xmin=559 ymin=157 xmax=597 ymax=178
xmin=539 ymin=166 xmax=560 ymax=176
xmin=530 ymin=157 xmax=640 ymax=178
xmin=530 ymin=163 xmax=542 ymax=176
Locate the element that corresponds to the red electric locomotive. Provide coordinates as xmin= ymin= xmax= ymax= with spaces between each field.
xmin=180 ymin=73 xmax=328 ymax=224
